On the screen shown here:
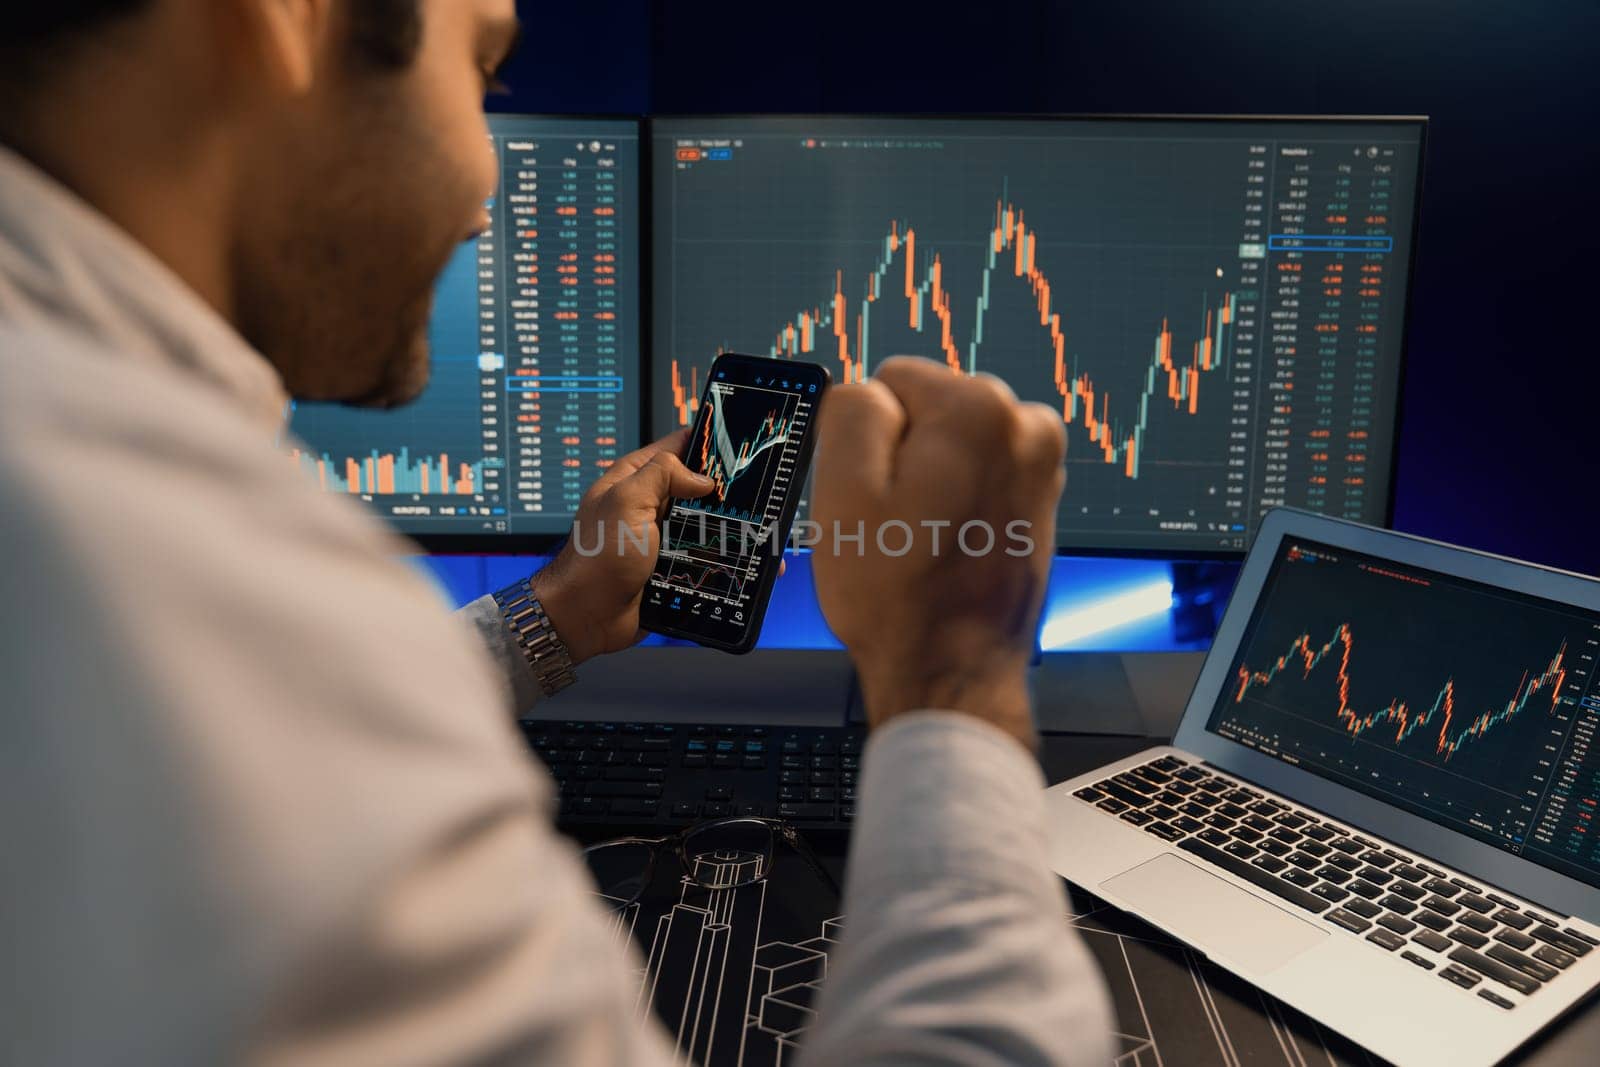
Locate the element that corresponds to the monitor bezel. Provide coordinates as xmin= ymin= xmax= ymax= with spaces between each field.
xmin=397 ymin=112 xmax=648 ymax=555
xmin=1173 ymin=507 xmax=1600 ymax=920
xmin=644 ymin=112 xmax=1430 ymax=561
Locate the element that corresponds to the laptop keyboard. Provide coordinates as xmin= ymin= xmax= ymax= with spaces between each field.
xmin=1075 ymin=755 xmax=1598 ymax=1010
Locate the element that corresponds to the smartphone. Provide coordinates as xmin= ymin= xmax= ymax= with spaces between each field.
xmin=640 ymin=353 xmax=831 ymax=653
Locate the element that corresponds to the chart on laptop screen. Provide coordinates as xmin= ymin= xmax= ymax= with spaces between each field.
xmin=1208 ymin=540 xmax=1600 ymax=889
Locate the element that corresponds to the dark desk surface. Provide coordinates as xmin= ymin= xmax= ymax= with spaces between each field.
xmin=1037 ymin=733 xmax=1600 ymax=1067
xmin=579 ymin=730 xmax=1599 ymax=1066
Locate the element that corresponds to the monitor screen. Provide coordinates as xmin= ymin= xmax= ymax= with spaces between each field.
xmin=649 ymin=116 xmax=1425 ymax=555
xmin=1207 ymin=537 xmax=1600 ymax=891
xmin=286 ymin=115 xmax=641 ymax=545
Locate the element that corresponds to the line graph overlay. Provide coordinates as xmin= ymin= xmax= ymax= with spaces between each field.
xmin=652 ymin=382 xmax=813 ymax=612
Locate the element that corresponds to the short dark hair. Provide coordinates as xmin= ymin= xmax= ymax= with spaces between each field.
xmin=1 ymin=0 xmax=421 ymax=82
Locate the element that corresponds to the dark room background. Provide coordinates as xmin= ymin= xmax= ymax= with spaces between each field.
xmin=494 ymin=0 xmax=1600 ymax=577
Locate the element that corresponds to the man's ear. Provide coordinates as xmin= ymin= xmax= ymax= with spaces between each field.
xmin=228 ymin=0 xmax=332 ymax=95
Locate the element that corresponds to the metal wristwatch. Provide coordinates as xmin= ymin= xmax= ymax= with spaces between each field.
xmin=490 ymin=578 xmax=578 ymax=697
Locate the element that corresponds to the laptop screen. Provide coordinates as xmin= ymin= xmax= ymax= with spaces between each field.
xmin=1206 ymin=538 xmax=1600 ymax=891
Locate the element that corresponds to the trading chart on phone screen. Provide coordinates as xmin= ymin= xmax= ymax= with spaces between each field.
xmin=647 ymin=367 xmax=818 ymax=638
xmin=651 ymin=117 xmax=1423 ymax=553
xmin=1209 ymin=539 xmax=1600 ymax=888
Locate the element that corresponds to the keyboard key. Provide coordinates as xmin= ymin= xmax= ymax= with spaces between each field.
xmin=1413 ymin=929 xmax=1452 ymax=953
xmin=1222 ymin=789 xmax=1255 ymax=805
xmin=779 ymin=786 xmax=808 ymax=803
xmin=1223 ymin=840 xmax=1259 ymax=860
xmin=1203 ymin=813 xmax=1237 ymax=831
xmin=1379 ymin=894 xmax=1419 ymax=915
xmin=1176 ymin=838 xmax=1330 ymax=914
xmin=1152 ymin=756 xmax=1187 ymax=772
xmin=1283 ymin=867 xmax=1318 ymax=888
xmin=703 ymin=802 xmax=730 ymax=817
xmin=1392 ymin=864 xmax=1429 ymax=884
xmin=1097 ymin=798 xmax=1129 ymax=815
xmin=1298 ymin=840 xmax=1332 ymax=858
xmin=1216 ymin=802 xmax=1249 ymax=820
xmin=1356 ymin=866 xmax=1394 ymax=885
xmin=1274 ymin=813 xmax=1308 ymax=829
xmin=1389 ymin=880 xmax=1427 ymax=902
xmin=1167 ymin=781 xmax=1198 ymax=797
xmin=1439 ymin=964 xmax=1481 ymax=990
xmin=1415 ymin=911 xmax=1451 ymax=933
xmin=1478 ymin=989 xmax=1516 ymax=1010
xmin=1379 ymin=913 xmax=1417 ymax=935
xmin=1486 ymin=893 xmax=1522 ymax=911
xmin=1302 ymin=824 xmax=1337 ymax=842
xmin=1448 ymin=946 xmax=1543 ymax=996
xmin=1401 ymin=950 xmax=1436 ymax=970
xmin=611 ymin=799 xmax=659 ymax=817
xmin=1230 ymin=826 xmax=1263 ymax=843
xmin=1132 ymin=765 xmax=1173 ymax=786
xmin=1146 ymin=822 xmax=1186 ymax=842
xmin=1458 ymin=893 xmax=1496 ymax=915
xmin=1148 ymin=803 xmax=1179 ymax=822
xmin=1459 ymin=911 xmax=1497 ymax=935
xmin=1327 ymin=853 xmax=1362 ymax=873
xmin=1313 ymin=883 xmax=1351 ymax=905
xmin=1326 ymin=908 xmax=1372 ymax=934
xmin=671 ymin=802 xmax=699 ymax=819
xmin=1314 ymin=866 xmax=1352 ymax=885
xmin=602 ymin=766 xmax=664 ymax=782
xmin=568 ymin=797 xmax=610 ymax=817
xmin=1243 ymin=814 xmax=1273 ymax=832
xmin=1114 ymin=773 xmax=1158 ymax=795
xmin=1359 ymin=851 xmax=1396 ymax=869
xmin=1495 ymin=909 xmax=1534 ymax=931
xmin=1180 ymin=801 xmax=1212 ymax=819
xmin=1533 ymin=944 xmax=1576 ymax=970
xmin=1450 ymin=876 xmax=1484 ymax=895
xmin=1424 ymin=879 xmax=1460 ymax=898
xmin=587 ymin=782 xmax=663 ymax=798
xmin=1285 ymin=851 xmax=1320 ymax=870
xmin=1330 ymin=838 xmax=1365 ymax=856
xmin=1423 ymin=895 xmax=1462 ymax=917
xmin=1252 ymin=854 xmax=1289 ymax=874
xmin=1154 ymin=791 xmax=1186 ymax=808
xmin=1120 ymin=809 xmax=1155 ymax=827
xmin=1198 ymin=828 xmax=1231 ymax=847
xmin=776 ymin=803 xmax=836 ymax=821
xmin=1449 ymin=927 xmax=1490 ymax=949
xmin=1175 ymin=766 xmax=1208 ymax=782
xmin=1173 ymin=816 xmax=1205 ymax=834
xmin=1494 ymin=928 xmax=1537 ymax=950
xmin=1346 ymin=897 xmax=1382 ymax=919
xmin=737 ymin=804 xmax=765 ymax=817
xmin=1563 ymin=927 xmax=1600 ymax=947
xmin=1487 ymin=943 xmax=1560 ymax=982
xmin=809 ymin=787 xmax=836 ymax=802
xmin=1368 ymin=927 xmax=1407 ymax=951
xmin=1269 ymin=827 xmax=1303 ymax=845
xmin=1258 ymin=838 xmax=1291 ymax=857
xmin=1529 ymin=924 xmax=1592 ymax=958
xmin=1524 ymin=910 xmax=1557 ymax=927
xmin=1247 ymin=800 xmax=1282 ymax=816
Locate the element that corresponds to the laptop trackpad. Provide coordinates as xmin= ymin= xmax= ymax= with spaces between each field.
xmin=1101 ymin=854 xmax=1327 ymax=976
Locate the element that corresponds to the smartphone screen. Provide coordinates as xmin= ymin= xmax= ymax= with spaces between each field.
xmin=640 ymin=353 xmax=831 ymax=653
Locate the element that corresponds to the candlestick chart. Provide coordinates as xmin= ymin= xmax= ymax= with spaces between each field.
xmin=652 ymin=117 xmax=1425 ymax=552
xmin=1209 ymin=539 xmax=1600 ymax=873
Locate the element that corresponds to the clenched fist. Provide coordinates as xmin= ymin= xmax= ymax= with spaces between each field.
xmin=810 ymin=356 xmax=1067 ymax=748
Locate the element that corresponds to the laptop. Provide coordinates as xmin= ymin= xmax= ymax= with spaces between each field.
xmin=1045 ymin=508 xmax=1600 ymax=1066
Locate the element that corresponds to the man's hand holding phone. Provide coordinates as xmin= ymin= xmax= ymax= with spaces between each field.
xmin=810 ymin=356 xmax=1067 ymax=749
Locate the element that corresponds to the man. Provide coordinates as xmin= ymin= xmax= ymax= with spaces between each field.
xmin=0 ymin=1 xmax=1113 ymax=1063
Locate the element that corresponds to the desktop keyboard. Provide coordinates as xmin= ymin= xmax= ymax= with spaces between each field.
xmin=519 ymin=719 xmax=865 ymax=831
xmin=1076 ymin=754 xmax=1598 ymax=1011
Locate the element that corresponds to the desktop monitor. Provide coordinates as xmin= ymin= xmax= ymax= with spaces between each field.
xmin=285 ymin=114 xmax=643 ymax=550
xmin=649 ymin=115 xmax=1426 ymax=557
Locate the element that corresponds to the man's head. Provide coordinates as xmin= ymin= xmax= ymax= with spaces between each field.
xmin=0 ymin=0 xmax=521 ymax=408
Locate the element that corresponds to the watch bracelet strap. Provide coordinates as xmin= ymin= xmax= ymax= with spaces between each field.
xmin=490 ymin=579 xmax=578 ymax=698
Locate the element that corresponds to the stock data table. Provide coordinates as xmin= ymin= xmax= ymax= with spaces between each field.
xmin=287 ymin=116 xmax=640 ymax=539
